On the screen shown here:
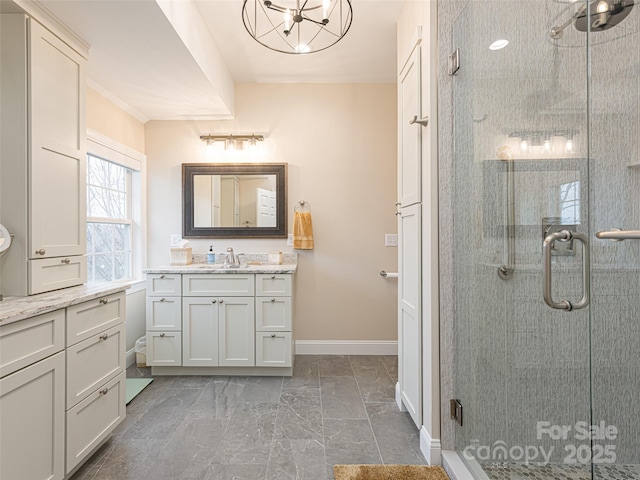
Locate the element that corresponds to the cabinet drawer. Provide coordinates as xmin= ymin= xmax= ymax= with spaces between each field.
xmin=28 ymin=256 xmax=87 ymax=295
xmin=147 ymin=274 xmax=182 ymax=296
xmin=147 ymin=332 xmax=182 ymax=366
xmin=0 ymin=310 xmax=65 ymax=378
xmin=256 ymin=274 xmax=292 ymax=296
xmin=66 ymin=371 xmax=125 ymax=474
xmin=66 ymin=323 xmax=125 ymax=409
xmin=146 ymin=296 xmax=181 ymax=331
xmin=66 ymin=292 xmax=125 ymax=346
xmin=256 ymin=332 xmax=292 ymax=367
xmin=255 ymin=297 xmax=292 ymax=331
xmin=183 ymin=274 xmax=254 ymax=296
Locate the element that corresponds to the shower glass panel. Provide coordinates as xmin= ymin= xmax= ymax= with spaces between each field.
xmin=452 ymin=0 xmax=639 ymax=478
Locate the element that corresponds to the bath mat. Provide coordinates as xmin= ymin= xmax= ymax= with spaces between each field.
xmin=333 ymin=464 xmax=449 ymax=480
xmin=125 ymin=378 xmax=153 ymax=405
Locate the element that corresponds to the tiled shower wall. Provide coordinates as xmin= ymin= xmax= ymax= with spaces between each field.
xmin=438 ymin=0 xmax=639 ymax=465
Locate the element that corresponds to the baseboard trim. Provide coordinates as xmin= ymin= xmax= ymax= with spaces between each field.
xmin=294 ymin=340 xmax=398 ymax=355
xmin=126 ymin=348 xmax=136 ymax=368
xmin=442 ymin=451 xmax=479 ymax=480
xmin=420 ymin=427 xmax=442 ymax=466
xmin=395 ymin=382 xmax=408 ymax=412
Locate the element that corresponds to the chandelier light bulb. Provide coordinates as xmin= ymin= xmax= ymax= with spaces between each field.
xmin=284 ymin=9 xmax=292 ymax=35
xmin=322 ymin=0 xmax=330 ymax=22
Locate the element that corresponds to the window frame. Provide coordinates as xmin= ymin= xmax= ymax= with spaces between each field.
xmin=86 ymin=129 xmax=146 ymax=285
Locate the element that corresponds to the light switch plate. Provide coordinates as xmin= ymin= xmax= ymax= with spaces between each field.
xmin=385 ymin=234 xmax=398 ymax=247
xmin=287 ymin=234 xmax=293 ymax=247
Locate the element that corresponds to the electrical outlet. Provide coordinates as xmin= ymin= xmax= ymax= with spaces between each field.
xmin=385 ymin=234 xmax=398 ymax=247
xmin=171 ymin=234 xmax=181 ymax=247
xmin=287 ymin=234 xmax=293 ymax=247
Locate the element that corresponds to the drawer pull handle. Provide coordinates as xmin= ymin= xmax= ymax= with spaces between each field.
xmin=271 ymin=275 xmax=276 ymax=279
xmin=99 ymin=298 xmax=108 ymax=305
xmin=35 ymin=248 xmax=46 ymax=255
xmin=271 ymin=298 xmax=276 ymax=302
xmin=99 ymin=388 xmax=109 ymax=395
xmin=100 ymin=334 xmax=108 ymax=340
xmin=212 ymin=299 xmax=217 ymax=304
xmin=160 ymin=298 xmax=166 ymax=302
xmin=271 ymin=333 xmax=276 ymax=338
xmin=61 ymin=258 xmax=70 ymax=264
xmin=160 ymin=333 xmax=165 ymax=337
xmin=160 ymin=274 xmax=166 ymax=279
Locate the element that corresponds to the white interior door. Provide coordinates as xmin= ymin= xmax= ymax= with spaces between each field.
xmin=256 ymin=188 xmax=276 ymax=227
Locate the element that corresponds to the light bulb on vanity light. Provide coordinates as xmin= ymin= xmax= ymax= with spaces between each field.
xmin=520 ymin=138 xmax=529 ymax=152
xmin=543 ymin=139 xmax=552 ymax=152
xmin=565 ymin=138 xmax=574 ymax=153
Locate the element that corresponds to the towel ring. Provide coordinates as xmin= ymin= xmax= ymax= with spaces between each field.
xmin=294 ymin=200 xmax=311 ymax=213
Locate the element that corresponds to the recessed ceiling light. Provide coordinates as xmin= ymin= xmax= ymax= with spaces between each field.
xmin=489 ymin=39 xmax=509 ymax=50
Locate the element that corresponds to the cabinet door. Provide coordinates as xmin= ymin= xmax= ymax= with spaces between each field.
xmin=29 ymin=19 xmax=86 ymax=259
xmin=256 ymin=332 xmax=292 ymax=367
xmin=146 ymin=296 xmax=181 ymax=331
xmin=182 ymin=297 xmax=219 ymax=366
xmin=219 ymin=297 xmax=255 ymax=367
xmin=147 ymin=332 xmax=182 ymax=366
xmin=0 ymin=352 xmax=65 ymax=480
xmin=255 ymin=297 xmax=292 ymax=331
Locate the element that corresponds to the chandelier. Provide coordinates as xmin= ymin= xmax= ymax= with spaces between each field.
xmin=242 ymin=0 xmax=353 ymax=54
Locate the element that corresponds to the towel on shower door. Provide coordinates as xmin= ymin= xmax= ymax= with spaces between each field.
xmin=293 ymin=211 xmax=314 ymax=250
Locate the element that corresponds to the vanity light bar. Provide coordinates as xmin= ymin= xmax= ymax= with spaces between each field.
xmin=200 ymin=134 xmax=265 ymax=147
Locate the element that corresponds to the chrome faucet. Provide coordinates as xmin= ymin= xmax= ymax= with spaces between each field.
xmin=224 ymin=247 xmax=241 ymax=268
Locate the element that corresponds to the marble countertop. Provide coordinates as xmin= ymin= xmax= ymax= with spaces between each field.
xmin=144 ymin=263 xmax=297 ymax=274
xmin=0 ymin=282 xmax=131 ymax=326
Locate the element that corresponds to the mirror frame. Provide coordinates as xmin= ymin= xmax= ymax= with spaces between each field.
xmin=182 ymin=163 xmax=288 ymax=238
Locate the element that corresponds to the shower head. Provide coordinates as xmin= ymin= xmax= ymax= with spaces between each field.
xmin=550 ymin=0 xmax=634 ymax=39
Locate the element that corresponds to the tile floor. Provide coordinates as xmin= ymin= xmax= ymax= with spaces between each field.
xmin=70 ymin=355 xmax=425 ymax=480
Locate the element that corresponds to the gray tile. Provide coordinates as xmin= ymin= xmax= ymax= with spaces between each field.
xmin=323 ymin=419 xmax=381 ymax=467
xmin=91 ymin=439 xmax=165 ymax=479
xmin=206 ymin=464 xmax=267 ymax=480
xmin=365 ymin=403 xmax=424 ymax=464
xmin=380 ymin=355 xmax=398 ymax=382
xmin=212 ymin=403 xmax=278 ymax=465
xmin=274 ymin=390 xmax=323 ymax=441
xmin=320 ymin=376 xmax=367 ymax=419
xmin=151 ymin=387 xmax=204 ymax=411
xmin=169 ymin=375 xmax=212 ymax=389
xmin=348 ymin=355 xmax=381 ymax=367
xmin=266 ymin=439 xmax=327 ymax=480
xmin=352 ymin=364 xmax=395 ymax=403
xmin=318 ymin=355 xmax=353 ymax=377
xmin=189 ymin=377 xmax=246 ymax=419
xmin=239 ymin=377 xmax=283 ymax=404
xmin=283 ymin=360 xmax=320 ymax=390
xmin=122 ymin=407 xmax=188 ymax=440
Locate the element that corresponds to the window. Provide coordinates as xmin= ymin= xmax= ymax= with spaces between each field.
xmin=86 ymin=131 xmax=146 ymax=285
xmin=87 ymin=155 xmax=132 ymax=283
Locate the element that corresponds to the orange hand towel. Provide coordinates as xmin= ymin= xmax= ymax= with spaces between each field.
xmin=293 ymin=211 xmax=314 ymax=250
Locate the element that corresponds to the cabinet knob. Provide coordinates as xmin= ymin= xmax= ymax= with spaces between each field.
xmin=35 ymin=248 xmax=46 ymax=255
xmin=271 ymin=298 xmax=276 ymax=302
xmin=271 ymin=275 xmax=276 ymax=279
xmin=395 ymin=211 xmax=401 ymax=216
xmin=99 ymin=298 xmax=108 ymax=304
xmin=160 ymin=298 xmax=166 ymax=302
xmin=61 ymin=258 xmax=70 ymax=264
xmin=271 ymin=333 xmax=276 ymax=338
xmin=160 ymin=274 xmax=166 ymax=279
xmin=160 ymin=333 xmax=165 ymax=337
xmin=100 ymin=334 xmax=108 ymax=340
xmin=219 ymin=299 xmax=224 ymax=304
xmin=99 ymin=388 xmax=109 ymax=395
xmin=212 ymin=299 xmax=217 ymax=304
xmin=395 ymin=202 xmax=401 ymax=206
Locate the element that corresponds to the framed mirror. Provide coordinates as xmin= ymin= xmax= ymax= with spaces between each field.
xmin=182 ymin=163 xmax=287 ymax=238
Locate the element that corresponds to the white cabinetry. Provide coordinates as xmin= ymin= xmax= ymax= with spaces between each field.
xmin=145 ymin=271 xmax=294 ymax=374
xmin=0 ymin=13 xmax=87 ymax=296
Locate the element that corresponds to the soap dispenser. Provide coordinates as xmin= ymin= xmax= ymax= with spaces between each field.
xmin=207 ymin=246 xmax=215 ymax=264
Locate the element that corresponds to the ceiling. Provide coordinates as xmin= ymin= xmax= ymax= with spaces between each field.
xmin=30 ymin=0 xmax=404 ymax=121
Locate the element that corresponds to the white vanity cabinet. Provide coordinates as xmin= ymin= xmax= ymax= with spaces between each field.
xmin=0 ymin=13 xmax=88 ymax=296
xmin=146 ymin=274 xmax=182 ymax=366
xmin=255 ymin=274 xmax=293 ymax=367
xmin=145 ymin=269 xmax=294 ymax=375
xmin=0 ymin=312 xmax=66 ymax=480
xmin=65 ymin=292 xmax=126 ymax=474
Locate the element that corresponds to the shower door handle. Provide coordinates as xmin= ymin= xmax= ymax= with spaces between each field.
xmin=543 ymin=230 xmax=590 ymax=311
xmin=596 ymin=228 xmax=640 ymax=241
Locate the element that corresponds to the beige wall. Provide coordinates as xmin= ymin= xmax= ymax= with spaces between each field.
xmin=145 ymin=83 xmax=398 ymax=341
xmin=87 ymin=87 xmax=146 ymax=153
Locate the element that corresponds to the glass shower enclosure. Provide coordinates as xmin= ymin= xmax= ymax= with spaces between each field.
xmin=452 ymin=0 xmax=639 ymax=479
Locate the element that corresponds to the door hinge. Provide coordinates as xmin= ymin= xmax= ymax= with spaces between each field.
xmin=450 ymin=399 xmax=463 ymax=426
xmin=448 ymin=48 xmax=460 ymax=76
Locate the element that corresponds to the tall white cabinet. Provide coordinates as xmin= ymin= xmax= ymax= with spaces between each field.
xmin=1 ymin=13 xmax=87 ymax=296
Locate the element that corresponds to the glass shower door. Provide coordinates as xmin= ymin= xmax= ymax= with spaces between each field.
xmin=452 ymin=0 xmax=593 ymax=477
